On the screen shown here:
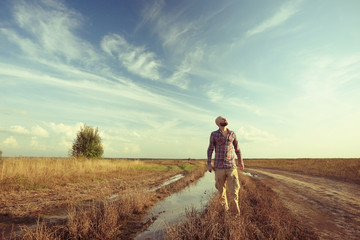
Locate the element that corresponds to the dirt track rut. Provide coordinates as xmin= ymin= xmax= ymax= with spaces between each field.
xmin=247 ymin=168 xmax=360 ymax=240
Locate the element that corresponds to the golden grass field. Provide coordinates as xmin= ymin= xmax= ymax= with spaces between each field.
xmin=0 ymin=158 xmax=205 ymax=239
xmin=245 ymin=158 xmax=360 ymax=183
xmin=0 ymin=157 xmax=195 ymax=191
xmin=1 ymin=157 xmax=358 ymax=239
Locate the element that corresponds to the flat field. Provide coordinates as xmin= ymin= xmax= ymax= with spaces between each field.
xmin=245 ymin=158 xmax=360 ymax=183
xmin=0 ymin=157 xmax=205 ymax=239
xmin=3 ymin=158 xmax=356 ymax=239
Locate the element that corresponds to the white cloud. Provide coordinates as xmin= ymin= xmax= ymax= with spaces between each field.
xmin=245 ymin=0 xmax=302 ymax=38
xmin=8 ymin=125 xmax=48 ymax=137
xmin=31 ymin=126 xmax=49 ymax=138
xmin=101 ymin=34 xmax=161 ymax=80
xmin=10 ymin=125 xmax=30 ymax=135
xmin=48 ymin=122 xmax=82 ymax=138
xmin=2 ymin=136 xmax=18 ymax=147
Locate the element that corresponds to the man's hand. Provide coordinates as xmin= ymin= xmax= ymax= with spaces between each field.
xmin=237 ymin=161 xmax=245 ymax=171
xmin=207 ymin=165 xmax=213 ymax=172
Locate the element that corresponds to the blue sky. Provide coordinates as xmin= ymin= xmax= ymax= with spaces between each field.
xmin=1 ymin=0 xmax=359 ymax=159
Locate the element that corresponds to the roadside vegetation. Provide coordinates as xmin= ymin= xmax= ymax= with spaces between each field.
xmin=245 ymin=158 xmax=360 ymax=183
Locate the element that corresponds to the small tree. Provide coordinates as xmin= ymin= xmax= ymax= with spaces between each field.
xmin=71 ymin=124 xmax=104 ymax=159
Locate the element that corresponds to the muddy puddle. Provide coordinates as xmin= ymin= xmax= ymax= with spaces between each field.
xmin=135 ymin=171 xmax=258 ymax=239
xmin=135 ymin=171 xmax=216 ymax=239
xmin=242 ymin=171 xmax=259 ymax=178
xmin=150 ymin=174 xmax=185 ymax=192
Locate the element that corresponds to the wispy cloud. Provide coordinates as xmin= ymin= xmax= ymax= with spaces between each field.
xmin=245 ymin=0 xmax=302 ymax=38
xmin=299 ymin=53 xmax=360 ymax=99
xmin=101 ymin=33 xmax=161 ymax=80
xmin=136 ymin=0 xmax=232 ymax=89
xmin=2 ymin=0 xmax=198 ymax=91
xmin=138 ymin=0 xmax=192 ymax=49
xmin=136 ymin=0 xmax=165 ymax=31
xmin=10 ymin=0 xmax=98 ymax=63
xmin=206 ymin=83 xmax=224 ymax=103
xmin=165 ymin=45 xmax=204 ymax=89
xmin=0 ymin=62 xmax=210 ymax=126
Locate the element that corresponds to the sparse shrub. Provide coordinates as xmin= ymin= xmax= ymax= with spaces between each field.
xmin=71 ymin=124 xmax=104 ymax=159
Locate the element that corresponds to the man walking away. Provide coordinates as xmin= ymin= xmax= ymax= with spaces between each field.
xmin=207 ymin=116 xmax=244 ymax=215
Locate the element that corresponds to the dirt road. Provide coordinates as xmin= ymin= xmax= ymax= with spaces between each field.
xmin=247 ymin=168 xmax=360 ymax=240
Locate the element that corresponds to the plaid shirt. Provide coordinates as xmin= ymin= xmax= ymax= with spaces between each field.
xmin=207 ymin=129 xmax=242 ymax=169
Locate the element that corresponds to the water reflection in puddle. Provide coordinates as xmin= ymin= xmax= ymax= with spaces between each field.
xmin=150 ymin=174 xmax=184 ymax=192
xmin=108 ymin=174 xmax=185 ymax=202
xmin=135 ymin=170 xmax=259 ymax=239
xmin=242 ymin=171 xmax=259 ymax=178
xmin=135 ymin=171 xmax=216 ymax=240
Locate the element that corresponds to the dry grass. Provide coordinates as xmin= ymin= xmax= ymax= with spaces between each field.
xmin=166 ymin=173 xmax=318 ymax=240
xmin=14 ymin=190 xmax=155 ymax=240
xmin=0 ymin=158 xmax=187 ymax=191
xmin=12 ymin=166 xmax=207 ymax=240
xmin=1 ymin=158 xmax=206 ymax=240
xmin=246 ymin=158 xmax=360 ymax=183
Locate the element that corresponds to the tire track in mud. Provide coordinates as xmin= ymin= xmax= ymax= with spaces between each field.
xmin=247 ymin=168 xmax=360 ymax=240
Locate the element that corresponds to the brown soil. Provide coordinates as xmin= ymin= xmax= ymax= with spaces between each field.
xmin=247 ymin=168 xmax=360 ymax=240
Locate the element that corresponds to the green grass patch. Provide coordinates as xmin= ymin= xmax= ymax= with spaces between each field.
xmin=135 ymin=164 xmax=169 ymax=172
xmin=178 ymin=163 xmax=197 ymax=173
xmin=167 ymin=165 xmax=182 ymax=171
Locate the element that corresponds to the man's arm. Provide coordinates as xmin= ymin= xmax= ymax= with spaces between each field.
xmin=207 ymin=133 xmax=214 ymax=172
xmin=233 ymin=132 xmax=244 ymax=171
